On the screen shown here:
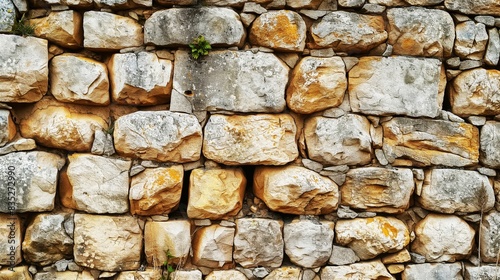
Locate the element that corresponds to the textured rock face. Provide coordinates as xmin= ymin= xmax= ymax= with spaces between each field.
xmin=444 ymin=0 xmax=500 ymax=16
xmin=480 ymin=121 xmax=500 ymax=168
xmin=205 ymin=270 xmax=247 ymax=280
xmin=93 ymin=0 xmax=152 ymax=8
xmin=114 ymin=269 xmax=162 ymax=280
xmin=321 ymin=261 xmax=394 ymax=280
xmin=234 ymin=218 xmax=284 ymax=268
xmin=172 ymin=50 xmax=288 ymax=113
xmin=83 ymin=11 xmax=143 ymax=50
xmin=74 ymin=214 xmax=142 ymax=271
xmin=412 ymin=214 xmax=475 ymax=262
xmin=329 ymin=245 xmax=360 ymax=265
xmin=286 ymin=56 xmax=346 ymax=114
xmin=130 ymin=165 xmax=184 ymax=216
xmin=418 ymin=169 xmax=495 ymax=214
xmin=114 ymin=111 xmax=202 ymax=162
xmin=480 ymin=211 xmax=500 ymax=262
xmin=203 ymin=114 xmax=297 ymax=165
xmin=30 ymin=10 xmax=83 ymax=49
xmin=169 ymin=270 xmax=203 ymax=280
xmin=382 ymin=117 xmax=479 ymax=167
xmin=387 ymin=7 xmax=454 ymax=57
xmin=144 ymin=8 xmax=245 ymax=47
xmin=304 ymin=114 xmax=372 ymax=166
xmin=0 ymin=0 xmax=15 ymax=32
xmin=454 ymin=21 xmax=488 ymax=60
xmin=335 ymin=217 xmax=410 ymax=260
xmin=341 ymin=167 xmax=414 ymax=213
xmin=50 ymin=54 xmax=110 ymax=105
xmin=402 ymin=263 xmax=463 ymax=280
xmin=0 ymin=110 xmax=16 ymax=147
xmin=253 ymin=165 xmax=339 ymax=215
xmin=464 ymin=265 xmax=498 ymax=280
xmin=0 ymin=214 xmax=21 ymax=266
xmin=192 ymin=225 xmax=234 ymax=268
xmin=264 ymin=267 xmax=302 ymax=279
xmin=0 ymin=266 xmax=32 ymax=280
xmin=284 ymin=219 xmax=334 ymax=268
xmin=349 ymin=56 xmax=445 ymax=117
xmin=34 ymin=271 xmax=94 ymax=280
xmin=108 ymin=52 xmax=172 ymax=105
xmin=0 ymin=152 xmax=65 ymax=212
xmin=144 ymin=221 xmax=191 ymax=265
xmin=188 ymin=167 xmax=246 ymax=219
xmin=485 ymin=28 xmax=500 ymax=66
xmin=60 ymin=154 xmax=131 ymax=214
xmin=0 ymin=34 xmax=48 ymax=103
xmin=250 ymin=10 xmax=306 ymax=51
xmin=311 ymin=11 xmax=387 ymax=53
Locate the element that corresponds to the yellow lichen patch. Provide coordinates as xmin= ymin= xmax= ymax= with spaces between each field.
xmin=381 ymin=222 xmax=398 ymax=238
xmin=272 ymin=14 xmax=299 ymax=46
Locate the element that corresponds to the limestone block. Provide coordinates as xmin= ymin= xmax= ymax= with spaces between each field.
xmin=480 ymin=121 xmax=500 ymax=168
xmin=169 ymin=270 xmax=203 ymax=280
xmin=264 ymin=267 xmax=301 ymax=279
xmin=341 ymin=167 xmax=414 ymax=213
xmin=348 ymin=56 xmax=445 ymax=118
xmin=116 ymin=269 xmax=162 ymax=280
xmin=0 ymin=151 xmax=65 ymax=213
xmin=144 ymin=220 xmax=191 ymax=266
xmin=367 ymin=0 xmax=406 ymax=5
xmin=0 ymin=214 xmax=21 ymax=266
xmin=114 ymin=111 xmax=202 ymax=162
xmin=250 ymin=10 xmax=306 ymax=52
xmin=338 ymin=0 xmax=364 ymax=7
xmin=130 ymin=165 xmax=184 ymax=216
xmin=50 ymin=54 xmax=110 ymax=106
xmin=402 ymin=263 xmax=462 ymax=280
xmin=0 ymin=266 xmax=31 ymax=280
xmin=205 ymin=270 xmax=248 ymax=280
xmin=479 ymin=211 xmax=500 ymax=262
xmin=0 ymin=110 xmax=16 ymax=147
xmin=445 ymin=0 xmax=500 ymax=17
xmin=284 ymin=219 xmax=334 ymax=268
xmin=485 ymin=28 xmax=500 ymax=66
xmin=94 ymin=0 xmax=152 ymax=8
xmin=335 ymin=217 xmax=410 ymax=260
xmin=60 ymin=154 xmax=131 ymax=214
xmin=33 ymin=0 xmax=92 ymax=7
xmin=234 ymin=218 xmax=284 ymax=268
xmin=287 ymin=0 xmax=321 ymax=8
xmin=108 ymin=52 xmax=172 ymax=106
xmin=387 ymin=7 xmax=454 ymax=57
xmin=0 ymin=0 xmax=15 ymax=32
xmin=455 ymin=21 xmax=488 ymax=60
xmin=34 ymin=271 xmax=94 ymax=280
xmin=83 ymin=11 xmax=143 ymax=50
xmin=192 ymin=225 xmax=234 ymax=268
xmin=321 ymin=261 xmax=394 ymax=279
xmin=412 ymin=214 xmax=475 ymax=262
xmin=286 ymin=56 xmax=346 ymax=114
xmin=172 ymin=50 xmax=288 ymax=113
xmin=418 ymin=169 xmax=494 ymax=214
xmin=381 ymin=249 xmax=411 ymax=264
xmin=253 ymin=165 xmax=339 ymax=215
xmin=188 ymin=167 xmax=246 ymax=220
xmin=30 ymin=10 xmax=83 ymax=49
xmin=450 ymin=69 xmax=500 ymax=116
xmin=311 ymin=11 xmax=387 ymax=53
xmin=304 ymin=114 xmax=372 ymax=166
xmin=74 ymin=214 xmax=142 ymax=271
xmin=464 ymin=265 xmax=499 ymax=279
xmin=402 ymin=0 xmax=442 ymax=4
xmin=329 ymin=245 xmax=360 ymax=265
xmin=203 ymin=114 xmax=297 ymax=165
xmin=0 ymin=34 xmax=48 ymax=102
xmin=382 ymin=117 xmax=479 ymax=167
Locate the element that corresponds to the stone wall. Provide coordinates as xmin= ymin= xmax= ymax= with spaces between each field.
xmin=1 ymin=0 xmax=500 ymax=279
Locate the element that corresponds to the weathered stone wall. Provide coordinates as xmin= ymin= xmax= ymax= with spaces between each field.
xmin=1 ymin=0 xmax=500 ymax=279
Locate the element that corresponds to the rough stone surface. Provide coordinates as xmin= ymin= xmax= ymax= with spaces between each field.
xmin=479 ymin=211 xmax=500 ymax=262
xmin=205 ymin=270 xmax=248 ymax=280
xmin=464 ymin=265 xmax=499 ymax=280
xmin=329 ymin=245 xmax=360 ymax=265
xmin=30 ymin=10 xmax=83 ymax=49
xmin=286 ymin=56 xmax=346 ymax=114
xmin=348 ymin=56 xmax=445 ymax=117
xmin=0 ymin=110 xmax=16 ymax=147
xmin=203 ymin=114 xmax=297 ymax=165
xmin=192 ymin=224 xmax=235 ymax=268
xmin=144 ymin=220 xmax=191 ymax=266
xmin=115 ymin=268 xmax=162 ymax=280
xmin=169 ymin=270 xmax=203 ymax=280
xmin=188 ymin=167 xmax=246 ymax=219
xmin=0 ymin=214 xmax=21 ymax=266
xmin=480 ymin=121 xmax=500 ymax=168
xmin=387 ymin=7 xmax=455 ymax=57
xmin=34 ymin=271 xmax=94 ymax=280
xmin=304 ymin=114 xmax=372 ymax=166
xmin=402 ymin=263 xmax=463 ymax=280
xmin=335 ymin=217 xmax=410 ymax=260
xmin=74 ymin=214 xmax=142 ymax=271
xmin=444 ymin=0 xmax=500 ymax=16
xmin=0 ymin=0 xmax=15 ymax=32
xmin=130 ymin=165 xmax=184 ymax=216
xmin=412 ymin=214 xmax=475 ymax=262
xmin=382 ymin=117 xmax=479 ymax=166
xmin=264 ymin=267 xmax=302 ymax=279
xmin=0 ymin=266 xmax=32 ymax=280
xmin=455 ymin=21 xmax=488 ymax=60
xmin=114 ymin=111 xmax=202 ymax=162
xmin=234 ymin=218 xmax=284 ymax=268
xmin=341 ymin=167 xmax=414 ymax=213
xmin=250 ymin=10 xmax=306 ymax=51
xmin=93 ymin=0 xmax=152 ymax=8
xmin=321 ymin=261 xmax=394 ymax=279
xmin=485 ymin=28 xmax=500 ymax=66
xmin=311 ymin=11 xmax=387 ymax=53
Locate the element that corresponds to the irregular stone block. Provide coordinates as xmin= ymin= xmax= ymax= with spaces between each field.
xmin=94 ymin=0 xmax=152 ymax=9
xmin=192 ymin=225 xmax=234 ymax=268
xmin=114 ymin=111 xmax=202 ymax=162
xmin=0 ymin=0 xmax=15 ymax=32
xmin=144 ymin=220 xmax=191 ymax=266
xmin=418 ymin=169 xmax=495 ymax=214
xmin=445 ymin=0 xmax=500 ymax=16
xmin=412 ymin=214 xmax=475 ymax=262
xmin=464 ymin=265 xmax=498 ymax=280
xmin=169 ymin=270 xmax=203 ymax=280
xmin=401 ymin=0 xmax=442 ymax=4
xmin=311 ymin=11 xmax=387 ymax=53
xmin=205 ymin=270 xmax=247 ymax=280
xmin=83 ymin=11 xmax=143 ymax=50
xmin=60 ymin=154 xmax=131 ymax=214
xmin=32 ymin=0 xmax=93 ymax=8
xmin=480 ymin=211 xmax=500 ymax=262
xmin=0 ymin=35 xmax=48 ymax=103
xmin=30 ymin=10 xmax=83 ymax=49
xmin=321 ymin=261 xmax=394 ymax=279
xmin=234 ymin=218 xmax=284 ymax=268
xmin=402 ymin=263 xmax=462 ymax=280
xmin=250 ymin=10 xmax=306 ymax=51
xmin=485 ymin=28 xmax=500 ymax=66
xmin=172 ymin=50 xmax=288 ymax=113
xmin=0 ymin=151 xmax=65 ymax=213
xmin=329 ymin=245 xmax=359 ymax=265
xmin=0 ymin=110 xmax=16 ymax=147
xmin=455 ymin=21 xmax=488 ymax=60
xmin=0 ymin=214 xmax=21 ymax=266
xmin=130 ymin=165 xmax=184 ymax=216
xmin=335 ymin=217 xmax=410 ymax=260
xmin=74 ymin=214 xmax=142 ymax=271
xmin=304 ymin=114 xmax=372 ymax=166
xmin=188 ymin=167 xmax=246 ymax=220
xmin=50 ymin=54 xmax=110 ymax=105
xmin=387 ymin=7 xmax=454 ymax=57
xmin=286 ymin=56 xmax=346 ymax=114
xmin=480 ymin=121 xmax=500 ymax=168
xmin=203 ymin=114 xmax=297 ymax=165
xmin=253 ymin=165 xmax=339 ymax=215
xmin=349 ymin=56 xmax=445 ymax=117
xmin=34 ymin=271 xmax=94 ymax=280
xmin=264 ymin=267 xmax=302 ymax=279
xmin=341 ymin=167 xmax=414 ymax=213
xmin=382 ymin=117 xmax=479 ymax=167
xmin=0 ymin=266 xmax=31 ymax=280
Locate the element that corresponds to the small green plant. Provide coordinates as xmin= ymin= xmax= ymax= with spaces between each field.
xmin=160 ymin=249 xmax=175 ymax=280
xmin=189 ymin=35 xmax=211 ymax=60
xmin=12 ymin=13 xmax=35 ymax=37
